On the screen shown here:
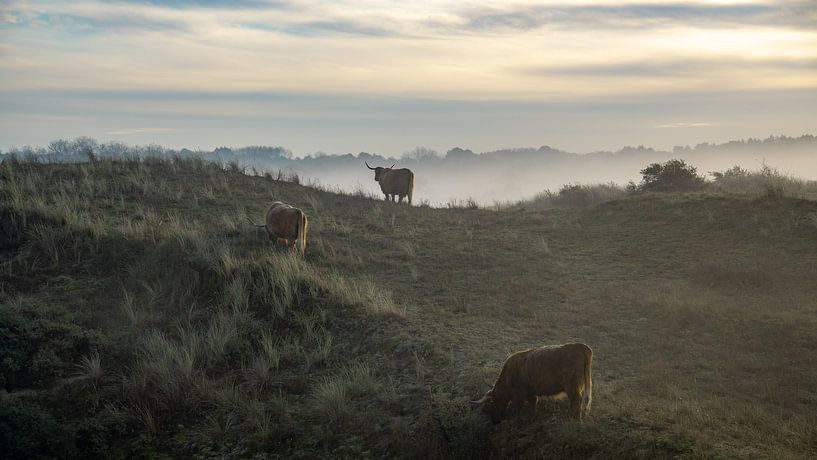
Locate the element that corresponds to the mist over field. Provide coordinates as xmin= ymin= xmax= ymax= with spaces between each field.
xmin=6 ymin=135 xmax=816 ymax=205
xmin=289 ymin=137 xmax=817 ymax=205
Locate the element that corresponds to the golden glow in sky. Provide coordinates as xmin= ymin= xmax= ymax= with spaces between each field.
xmin=1 ymin=0 xmax=816 ymax=153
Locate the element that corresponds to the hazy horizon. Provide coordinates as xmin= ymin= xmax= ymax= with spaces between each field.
xmin=7 ymin=134 xmax=815 ymax=205
xmin=2 ymin=1 xmax=816 ymax=153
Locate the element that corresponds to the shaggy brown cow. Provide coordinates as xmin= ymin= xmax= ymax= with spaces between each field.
xmin=365 ymin=161 xmax=414 ymax=204
xmin=470 ymin=343 xmax=593 ymax=422
xmin=251 ymin=201 xmax=308 ymax=254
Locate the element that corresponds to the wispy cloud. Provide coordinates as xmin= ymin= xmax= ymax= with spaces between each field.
xmin=654 ymin=122 xmax=713 ymax=129
xmin=125 ymin=0 xmax=287 ymax=9
xmin=1 ymin=10 xmax=21 ymax=24
xmin=1 ymin=0 xmax=401 ymax=37
xmin=105 ymin=127 xmax=181 ymax=135
xmin=1 ymin=1 xmax=815 ymax=152
xmin=523 ymin=57 xmax=817 ymax=78
xmin=459 ymin=1 xmax=817 ymax=32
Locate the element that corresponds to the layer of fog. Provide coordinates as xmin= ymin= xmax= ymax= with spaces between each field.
xmin=239 ymin=137 xmax=817 ymax=205
xmin=5 ymin=135 xmax=816 ymax=206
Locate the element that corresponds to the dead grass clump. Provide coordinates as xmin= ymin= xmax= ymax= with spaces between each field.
xmin=520 ymin=182 xmax=628 ymax=209
xmin=711 ymin=164 xmax=817 ymax=200
xmin=311 ymin=362 xmax=383 ymax=424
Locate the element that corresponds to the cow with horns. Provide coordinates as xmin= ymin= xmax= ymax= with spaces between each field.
xmin=365 ymin=161 xmax=414 ymax=205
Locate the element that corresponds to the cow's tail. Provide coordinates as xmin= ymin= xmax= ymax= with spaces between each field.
xmin=247 ymin=216 xmax=266 ymax=228
xmin=584 ymin=345 xmax=593 ymax=412
xmin=407 ymin=173 xmax=415 ymax=205
xmin=296 ymin=210 xmax=308 ymax=254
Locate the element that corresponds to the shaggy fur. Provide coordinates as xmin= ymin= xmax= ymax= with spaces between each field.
xmin=472 ymin=343 xmax=593 ymax=422
xmin=366 ymin=162 xmax=414 ymax=204
xmin=264 ymin=201 xmax=308 ymax=254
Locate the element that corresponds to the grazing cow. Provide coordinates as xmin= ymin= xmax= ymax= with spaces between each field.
xmin=365 ymin=161 xmax=414 ymax=204
xmin=470 ymin=343 xmax=593 ymax=422
xmin=251 ymin=201 xmax=308 ymax=254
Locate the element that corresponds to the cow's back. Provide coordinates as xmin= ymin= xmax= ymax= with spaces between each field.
xmin=528 ymin=343 xmax=590 ymax=389
xmin=495 ymin=343 xmax=590 ymax=399
xmin=265 ymin=202 xmax=301 ymax=239
xmin=382 ymin=169 xmax=413 ymax=195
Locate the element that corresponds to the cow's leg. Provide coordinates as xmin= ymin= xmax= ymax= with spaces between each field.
xmin=527 ymin=396 xmax=538 ymax=418
xmin=568 ymin=391 xmax=583 ymax=420
xmin=398 ymin=194 xmax=404 ymax=203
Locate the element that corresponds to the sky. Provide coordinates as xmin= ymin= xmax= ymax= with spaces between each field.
xmin=1 ymin=0 xmax=816 ymax=156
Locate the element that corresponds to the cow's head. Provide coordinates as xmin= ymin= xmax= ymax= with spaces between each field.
xmin=469 ymin=389 xmax=508 ymax=424
xmin=365 ymin=161 xmax=395 ymax=182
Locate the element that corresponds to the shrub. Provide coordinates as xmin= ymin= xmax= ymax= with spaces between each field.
xmin=0 ymin=299 xmax=103 ymax=390
xmin=0 ymin=399 xmax=78 ymax=459
xmin=709 ymin=163 xmax=817 ymax=199
xmin=519 ymin=183 xmax=628 ymax=209
xmin=711 ymin=165 xmax=749 ymax=182
xmin=638 ymin=159 xmax=705 ymax=192
xmin=552 ymin=184 xmax=592 ymax=207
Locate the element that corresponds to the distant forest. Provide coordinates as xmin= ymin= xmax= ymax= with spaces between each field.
xmin=3 ymin=135 xmax=816 ymax=204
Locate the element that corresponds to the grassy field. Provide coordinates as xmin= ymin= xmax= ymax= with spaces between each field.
xmin=2 ymin=156 xmax=817 ymax=458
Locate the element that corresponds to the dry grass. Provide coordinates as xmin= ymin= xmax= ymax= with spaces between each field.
xmin=710 ymin=164 xmax=817 ymax=200
xmin=3 ymin=156 xmax=817 ymax=458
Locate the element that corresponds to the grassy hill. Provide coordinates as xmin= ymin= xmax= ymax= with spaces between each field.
xmin=2 ymin=156 xmax=817 ymax=458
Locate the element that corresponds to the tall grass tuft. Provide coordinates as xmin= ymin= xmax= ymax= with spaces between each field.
xmin=75 ymin=351 xmax=103 ymax=385
xmin=75 ymin=351 xmax=104 ymax=406
xmin=247 ymin=252 xmax=316 ymax=318
xmin=121 ymin=290 xmax=143 ymax=326
xmin=132 ymin=404 xmax=158 ymax=434
xmin=341 ymin=362 xmax=381 ymax=397
xmin=356 ymin=279 xmax=407 ymax=318
xmin=312 ymin=376 xmax=351 ymax=423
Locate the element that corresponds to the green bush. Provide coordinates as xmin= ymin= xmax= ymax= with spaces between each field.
xmin=0 ymin=299 xmax=103 ymax=390
xmin=0 ymin=398 xmax=78 ymax=459
xmin=638 ymin=159 xmax=705 ymax=192
xmin=521 ymin=183 xmax=628 ymax=209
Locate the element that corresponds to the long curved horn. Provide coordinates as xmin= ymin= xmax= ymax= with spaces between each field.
xmin=365 ymin=161 xmax=376 ymax=170
xmin=389 ymin=164 xmax=395 ymax=169
xmin=469 ymin=396 xmax=487 ymax=406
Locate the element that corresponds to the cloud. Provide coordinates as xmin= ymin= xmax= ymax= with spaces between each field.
xmin=35 ymin=12 xmax=188 ymax=33
xmin=123 ymin=0 xmax=286 ymax=8
xmin=654 ymin=122 xmax=713 ymax=128
xmin=523 ymin=57 xmax=817 ymax=78
xmin=105 ymin=127 xmax=181 ymax=135
xmin=3 ymin=1 xmax=408 ymax=38
xmin=2 ymin=87 xmax=816 ymax=156
xmin=459 ymin=1 xmax=816 ymax=32
xmin=1 ymin=10 xmax=20 ymax=24
xmin=1 ymin=1 xmax=815 ymax=106
xmin=243 ymin=19 xmax=401 ymax=37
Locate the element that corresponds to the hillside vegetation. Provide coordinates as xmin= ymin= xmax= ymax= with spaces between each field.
xmin=5 ymin=134 xmax=817 ymax=205
xmin=2 ymin=156 xmax=817 ymax=458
